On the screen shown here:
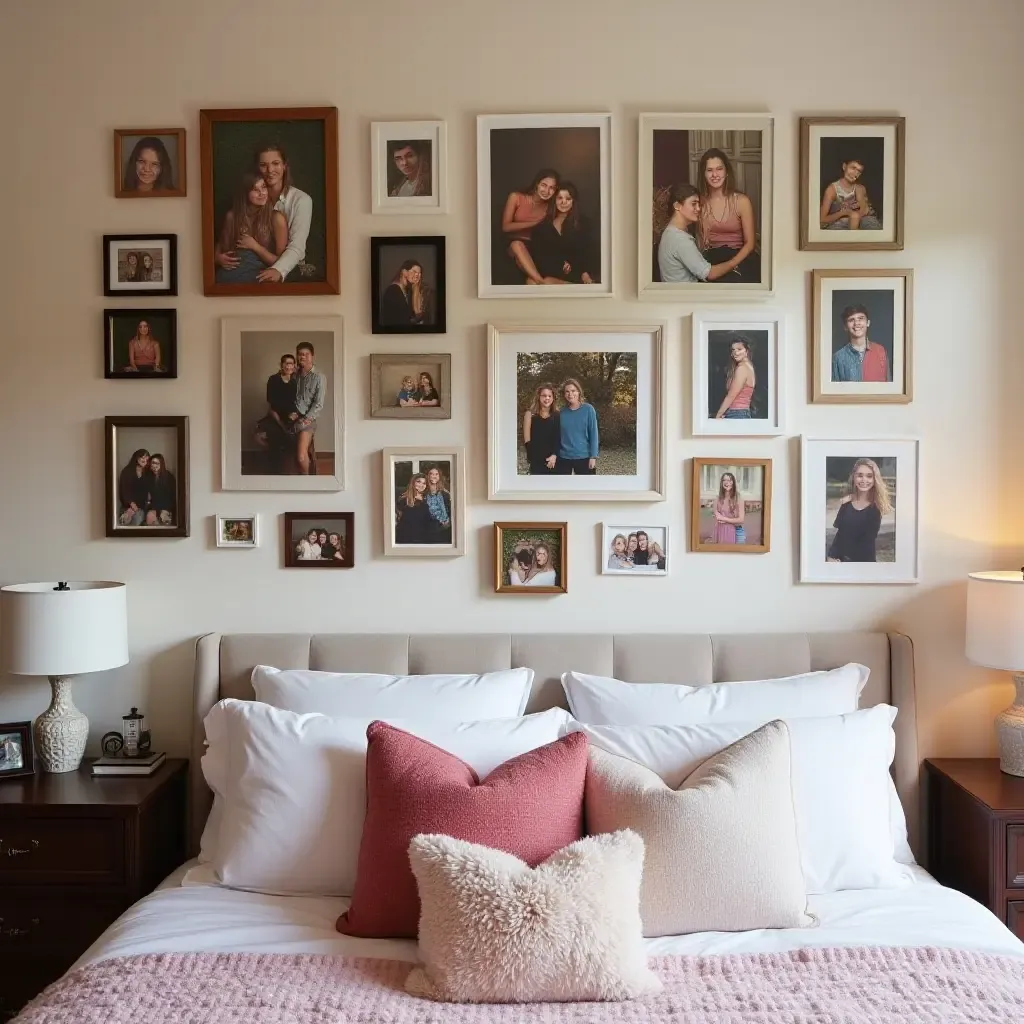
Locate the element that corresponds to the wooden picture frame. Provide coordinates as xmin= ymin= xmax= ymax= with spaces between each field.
xmin=284 ymin=512 xmax=354 ymax=568
xmin=690 ymin=458 xmax=772 ymax=554
xmin=494 ymin=522 xmax=568 ymax=594
xmin=113 ymin=128 xmax=187 ymax=198
xmin=370 ymin=235 xmax=447 ymax=334
xmin=103 ymin=234 xmax=177 ymax=297
xmin=104 ymin=308 xmax=177 ymax=380
xmin=370 ymin=353 xmax=451 ymax=419
xmin=0 ymin=722 xmax=34 ymax=780
xmin=382 ymin=446 xmax=466 ymax=557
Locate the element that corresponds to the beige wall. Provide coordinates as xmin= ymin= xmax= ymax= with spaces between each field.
xmin=1 ymin=0 xmax=1023 ymax=761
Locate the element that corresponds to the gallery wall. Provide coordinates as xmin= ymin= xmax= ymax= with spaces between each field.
xmin=0 ymin=0 xmax=1022 ymax=761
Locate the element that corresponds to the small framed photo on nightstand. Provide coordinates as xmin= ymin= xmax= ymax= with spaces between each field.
xmin=0 ymin=722 xmax=34 ymax=780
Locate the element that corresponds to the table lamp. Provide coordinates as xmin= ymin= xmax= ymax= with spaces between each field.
xmin=966 ymin=570 xmax=1024 ymax=777
xmin=0 ymin=581 xmax=128 ymax=773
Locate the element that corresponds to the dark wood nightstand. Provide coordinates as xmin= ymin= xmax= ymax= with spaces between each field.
xmin=0 ymin=758 xmax=187 ymax=1020
xmin=925 ymin=758 xmax=1024 ymax=941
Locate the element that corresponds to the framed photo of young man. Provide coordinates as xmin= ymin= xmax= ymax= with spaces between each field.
xmin=812 ymin=269 xmax=913 ymax=403
xmin=382 ymin=446 xmax=466 ymax=558
xmin=477 ymin=113 xmax=612 ymax=297
xmin=800 ymin=117 xmax=905 ymax=251
xmin=199 ymin=107 xmax=339 ymax=296
xmin=488 ymin=323 xmax=665 ymax=502
xmin=371 ymin=121 xmax=447 ymax=214
xmin=221 ymin=316 xmax=345 ymax=492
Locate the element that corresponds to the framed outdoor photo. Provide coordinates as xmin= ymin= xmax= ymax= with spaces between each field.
xmin=221 ymin=316 xmax=345 ymax=492
xmin=284 ymin=512 xmax=353 ymax=568
xmin=692 ymin=310 xmax=784 ymax=436
xmin=113 ymin=128 xmax=186 ymax=198
xmin=494 ymin=522 xmax=567 ymax=594
xmin=104 ymin=415 xmax=189 ymax=538
xmin=382 ymin=446 xmax=466 ymax=558
xmin=103 ymin=234 xmax=177 ymax=296
xmin=800 ymin=437 xmax=919 ymax=584
xmin=477 ymin=112 xmax=612 ymax=297
xmin=639 ymin=113 xmax=774 ymax=299
xmin=370 ymin=236 xmax=446 ymax=334
xmin=104 ymin=309 xmax=177 ymax=380
xmin=812 ymin=269 xmax=913 ymax=403
xmin=690 ymin=458 xmax=772 ymax=554
xmin=215 ymin=514 xmax=258 ymax=548
xmin=487 ymin=323 xmax=665 ymax=502
xmin=371 ymin=121 xmax=447 ymax=214
xmin=0 ymin=722 xmax=33 ymax=780
xmin=800 ymin=117 xmax=905 ymax=251
xmin=199 ymin=106 xmax=339 ymax=296
xmin=370 ymin=353 xmax=451 ymax=419
xmin=601 ymin=524 xmax=668 ymax=576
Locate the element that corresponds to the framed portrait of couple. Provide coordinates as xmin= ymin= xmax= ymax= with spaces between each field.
xmin=382 ymin=447 xmax=465 ymax=558
xmin=494 ymin=522 xmax=568 ymax=595
xmin=370 ymin=236 xmax=446 ymax=334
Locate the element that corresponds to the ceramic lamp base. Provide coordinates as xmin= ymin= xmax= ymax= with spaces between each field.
xmin=33 ymin=675 xmax=88 ymax=773
xmin=996 ymin=673 xmax=1024 ymax=777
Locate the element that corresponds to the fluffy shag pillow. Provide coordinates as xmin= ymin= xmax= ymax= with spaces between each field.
xmin=406 ymin=830 xmax=661 ymax=1004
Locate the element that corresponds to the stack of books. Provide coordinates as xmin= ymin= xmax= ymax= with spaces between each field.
xmin=90 ymin=751 xmax=166 ymax=776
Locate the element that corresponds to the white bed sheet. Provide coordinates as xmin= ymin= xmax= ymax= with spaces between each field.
xmin=76 ymin=862 xmax=1024 ymax=970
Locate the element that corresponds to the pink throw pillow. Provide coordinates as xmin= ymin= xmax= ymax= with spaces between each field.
xmin=337 ymin=722 xmax=589 ymax=939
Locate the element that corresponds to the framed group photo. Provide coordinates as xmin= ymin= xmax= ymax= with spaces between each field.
xmin=370 ymin=121 xmax=447 ymax=214
xmin=477 ymin=112 xmax=612 ymax=297
xmin=382 ymin=446 xmax=465 ymax=558
xmin=103 ymin=234 xmax=177 ymax=297
xmin=690 ymin=458 xmax=772 ymax=554
xmin=370 ymin=236 xmax=446 ymax=334
xmin=113 ymin=128 xmax=186 ymax=198
xmin=601 ymin=524 xmax=668 ymax=576
xmin=284 ymin=512 xmax=353 ymax=568
xmin=639 ymin=113 xmax=774 ymax=298
xmin=104 ymin=309 xmax=177 ymax=379
xmin=199 ymin=106 xmax=339 ymax=296
xmin=370 ymin=353 xmax=451 ymax=419
xmin=215 ymin=515 xmax=259 ymax=548
xmin=494 ymin=522 xmax=568 ymax=594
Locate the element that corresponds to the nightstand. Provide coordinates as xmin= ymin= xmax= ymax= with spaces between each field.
xmin=0 ymin=758 xmax=187 ymax=1020
xmin=925 ymin=758 xmax=1024 ymax=941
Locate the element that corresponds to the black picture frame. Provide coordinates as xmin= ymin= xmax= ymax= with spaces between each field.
xmin=370 ymin=235 xmax=446 ymax=335
xmin=104 ymin=308 xmax=178 ymax=380
xmin=284 ymin=512 xmax=355 ymax=568
xmin=0 ymin=722 xmax=34 ymax=780
xmin=103 ymin=233 xmax=178 ymax=297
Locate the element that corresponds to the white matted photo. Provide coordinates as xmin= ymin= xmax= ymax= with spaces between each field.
xmin=382 ymin=446 xmax=466 ymax=558
xmin=371 ymin=121 xmax=447 ymax=214
xmin=691 ymin=310 xmax=784 ymax=436
xmin=488 ymin=323 xmax=664 ymax=502
xmin=800 ymin=437 xmax=919 ymax=584
xmin=639 ymin=113 xmax=774 ymax=299
xmin=477 ymin=113 xmax=612 ymax=297
xmin=601 ymin=524 xmax=668 ymax=576
xmin=215 ymin=514 xmax=258 ymax=548
xmin=221 ymin=316 xmax=345 ymax=492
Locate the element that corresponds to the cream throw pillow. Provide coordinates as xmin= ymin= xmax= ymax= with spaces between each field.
xmin=406 ymin=830 xmax=661 ymax=1003
xmin=586 ymin=720 xmax=812 ymax=937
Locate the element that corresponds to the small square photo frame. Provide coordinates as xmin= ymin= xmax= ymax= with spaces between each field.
xmin=284 ymin=512 xmax=354 ymax=568
xmin=104 ymin=309 xmax=177 ymax=379
xmin=601 ymin=524 xmax=668 ymax=576
xmin=104 ymin=234 xmax=177 ymax=297
xmin=0 ymin=722 xmax=34 ymax=780
xmin=494 ymin=522 xmax=567 ymax=594
xmin=370 ymin=353 xmax=451 ymax=419
xmin=370 ymin=236 xmax=446 ymax=334
xmin=215 ymin=514 xmax=258 ymax=548
xmin=114 ymin=128 xmax=187 ymax=198
xmin=371 ymin=121 xmax=447 ymax=214
xmin=690 ymin=458 xmax=772 ymax=554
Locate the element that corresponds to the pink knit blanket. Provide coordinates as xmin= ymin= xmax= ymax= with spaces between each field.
xmin=15 ymin=947 xmax=1024 ymax=1022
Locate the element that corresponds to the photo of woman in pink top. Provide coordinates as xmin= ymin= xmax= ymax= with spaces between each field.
xmin=698 ymin=148 xmax=760 ymax=284
xmin=501 ymin=168 xmax=559 ymax=285
xmin=712 ymin=472 xmax=745 ymax=544
xmin=715 ymin=337 xmax=755 ymax=420
xmin=127 ymin=320 xmax=162 ymax=373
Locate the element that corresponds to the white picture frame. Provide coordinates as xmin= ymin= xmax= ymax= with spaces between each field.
xmin=691 ymin=310 xmax=785 ymax=436
xmin=487 ymin=323 xmax=665 ymax=502
xmin=477 ymin=112 xmax=613 ymax=298
xmin=215 ymin=514 xmax=258 ymax=548
xmin=370 ymin=120 xmax=447 ymax=215
xmin=221 ymin=316 xmax=345 ymax=492
xmin=601 ymin=524 xmax=669 ymax=576
xmin=382 ymin=446 xmax=466 ymax=558
xmin=638 ymin=113 xmax=774 ymax=300
xmin=800 ymin=437 xmax=919 ymax=584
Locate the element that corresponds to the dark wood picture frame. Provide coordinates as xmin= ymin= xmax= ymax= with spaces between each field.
xmin=0 ymin=721 xmax=34 ymax=780
xmin=104 ymin=308 xmax=178 ymax=380
xmin=284 ymin=512 xmax=354 ymax=568
xmin=370 ymin=235 xmax=447 ymax=335
xmin=199 ymin=106 xmax=340 ymax=297
xmin=690 ymin=457 xmax=772 ymax=554
xmin=113 ymin=128 xmax=187 ymax=199
xmin=103 ymin=233 xmax=178 ymax=297
xmin=104 ymin=415 xmax=190 ymax=538
xmin=493 ymin=521 xmax=568 ymax=595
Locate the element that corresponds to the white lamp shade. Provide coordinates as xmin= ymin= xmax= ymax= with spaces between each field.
xmin=966 ymin=571 xmax=1024 ymax=671
xmin=0 ymin=581 xmax=128 ymax=677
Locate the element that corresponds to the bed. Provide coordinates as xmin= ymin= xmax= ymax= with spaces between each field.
xmin=16 ymin=632 xmax=1024 ymax=1022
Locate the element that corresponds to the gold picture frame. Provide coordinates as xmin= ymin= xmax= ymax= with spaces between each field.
xmin=690 ymin=458 xmax=772 ymax=554
xmin=494 ymin=522 xmax=567 ymax=594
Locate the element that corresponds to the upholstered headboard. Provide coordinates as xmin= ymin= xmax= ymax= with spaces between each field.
xmin=190 ymin=631 xmax=919 ymax=857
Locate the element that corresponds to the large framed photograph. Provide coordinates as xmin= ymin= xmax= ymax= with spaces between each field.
xmin=284 ymin=512 xmax=353 ymax=568
xmin=105 ymin=415 xmax=189 ymax=538
xmin=639 ymin=113 xmax=774 ymax=298
xmin=690 ymin=458 xmax=772 ymax=554
xmin=602 ymin=524 xmax=668 ymax=576
xmin=0 ymin=722 xmax=34 ymax=780
xmin=215 ymin=515 xmax=258 ymax=548
xmin=103 ymin=234 xmax=177 ymax=297
xmin=370 ymin=121 xmax=447 ymax=214
xmin=382 ymin=446 xmax=465 ymax=557
xmin=370 ymin=236 xmax=446 ymax=334
xmin=199 ymin=106 xmax=339 ymax=296
xmin=801 ymin=437 xmax=919 ymax=584
xmin=477 ymin=113 xmax=611 ymax=297
xmin=104 ymin=309 xmax=177 ymax=380
xmin=800 ymin=117 xmax=905 ymax=251
xmin=691 ymin=310 xmax=784 ymax=436
xmin=370 ymin=353 xmax=451 ymax=420
xmin=113 ymin=128 xmax=186 ymax=198
xmin=221 ymin=316 xmax=344 ymax=492
xmin=494 ymin=522 xmax=567 ymax=594
xmin=812 ymin=269 xmax=913 ymax=403
xmin=488 ymin=324 xmax=664 ymax=502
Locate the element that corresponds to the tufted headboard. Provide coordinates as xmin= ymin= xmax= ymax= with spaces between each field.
xmin=190 ymin=631 xmax=919 ymax=858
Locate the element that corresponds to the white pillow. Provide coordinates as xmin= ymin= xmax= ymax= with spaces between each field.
xmin=187 ymin=699 xmax=572 ymax=897
xmin=251 ymin=664 xmax=534 ymax=718
xmin=574 ymin=705 xmax=912 ymax=893
xmin=561 ymin=663 xmax=869 ymax=726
